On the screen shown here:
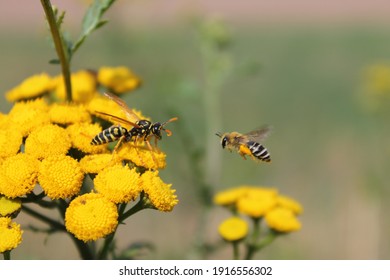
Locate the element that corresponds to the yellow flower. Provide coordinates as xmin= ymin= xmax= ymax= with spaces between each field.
xmin=237 ymin=195 xmax=277 ymax=218
xmin=118 ymin=142 xmax=166 ymax=170
xmin=0 ymin=217 xmax=23 ymax=253
xmin=265 ymin=207 xmax=302 ymax=233
xmin=38 ymin=155 xmax=84 ymax=199
xmin=140 ymin=171 xmax=178 ymax=212
xmin=5 ymin=73 xmax=53 ymax=102
xmin=54 ymin=70 xmax=97 ymax=103
xmin=218 ymin=216 xmax=249 ymax=242
xmin=0 ymin=196 xmax=21 ymax=218
xmin=0 ymin=154 xmax=39 ymax=198
xmin=7 ymin=99 xmax=50 ymax=137
xmin=0 ymin=128 xmax=23 ymax=160
xmin=79 ymin=154 xmax=120 ymax=174
xmin=49 ymin=103 xmax=91 ymax=125
xmin=213 ymin=186 xmax=249 ymax=206
xmin=276 ymin=195 xmax=303 ymax=215
xmin=97 ymin=66 xmax=141 ymax=94
xmin=94 ymin=165 xmax=141 ymax=204
xmin=25 ymin=124 xmax=71 ymax=159
xmin=365 ymin=64 xmax=390 ymax=95
xmin=0 ymin=113 xmax=8 ymax=130
xmin=65 ymin=193 xmax=118 ymax=242
xmin=66 ymin=122 xmax=108 ymax=154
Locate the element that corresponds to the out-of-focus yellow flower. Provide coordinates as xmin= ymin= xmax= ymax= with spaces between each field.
xmin=276 ymin=195 xmax=303 ymax=215
xmin=79 ymin=154 xmax=120 ymax=174
xmin=213 ymin=186 xmax=249 ymax=206
xmin=54 ymin=70 xmax=97 ymax=103
xmin=5 ymin=73 xmax=53 ymax=102
xmin=25 ymin=124 xmax=71 ymax=159
xmin=237 ymin=195 xmax=277 ymax=218
xmin=94 ymin=165 xmax=141 ymax=204
xmin=365 ymin=64 xmax=390 ymax=95
xmin=65 ymin=193 xmax=118 ymax=242
xmin=0 ymin=217 xmax=23 ymax=253
xmin=66 ymin=122 xmax=108 ymax=154
xmin=7 ymin=99 xmax=50 ymax=137
xmin=49 ymin=103 xmax=91 ymax=125
xmin=0 ymin=128 xmax=23 ymax=160
xmin=118 ymin=142 xmax=166 ymax=170
xmin=265 ymin=207 xmax=301 ymax=233
xmin=97 ymin=66 xmax=141 ymax=94
xmin=0 ymin=154 xmax=39 ymax=198
xmin=38 ymin=155 xmax=84 ymax=199
xmin=0 ymin=196 xmax=21 ymax=218
xmin=218 ymin=216 xmax=248 ymax=242
xmin=140 ymin=171 xmax=178 ymax=212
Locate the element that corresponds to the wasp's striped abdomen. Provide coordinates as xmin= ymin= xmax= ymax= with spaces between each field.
xmin=247 ymin=141 xmax=271 ymax=162
xmin=91 ymin=126 xmax=128 ymax=145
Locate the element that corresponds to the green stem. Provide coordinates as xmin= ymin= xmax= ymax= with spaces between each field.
xmin=245 ymin=218 xmax=261 ymax=260
xmin=3 ymin=251 xmax=11 ymax=260
xmin=232 ymin=241 xmax=240 ymax=260
xmin=40 ymin=0 xmax=72 ymax=101
xmin=22 ymin=205 xmax=66 ymax=231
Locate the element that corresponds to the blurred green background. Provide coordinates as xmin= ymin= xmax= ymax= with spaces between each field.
xmin=1 ymin=0 xmax=390 ymax=259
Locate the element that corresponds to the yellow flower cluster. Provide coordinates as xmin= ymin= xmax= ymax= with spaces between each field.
xmin=0 ymin=217 xmax=23 ymax=253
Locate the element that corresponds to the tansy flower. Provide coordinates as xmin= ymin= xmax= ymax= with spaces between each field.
xmin=265 ymin=207 xmax=302 ymax=233
xmin=0 ymin=153 xmax=39 ymax=198
xmin=25 ymin=124 xmax=71 ymax=159
xmin=213 ymin=186 xmax=250 ymax=206
xmin=0 ymin=113 xmax=8 ymax=130
xmin=0 ymin=128 xmax=23 ymax=160
xmin=218 ymin=216 xmax=249 ymax=242
xmin=94 ymin=165 xmax=141 ymax=204
xmin=0 ymin=196 xmax=21 ymax=218
xmin=140 ymin=171 xmax=178 ymax=212
xmin=49 ymin=103 xmax=91 ymax=125
xmin=5 ymin=73 xmax=53 ymax=102
xmin=118 ymin=142 xmax=166 ymax=170
xmin=79 ymin=154 xmax=120 ymax=174
xmin=66 ymin=122 xmax=108 ymax=154
xmin=38 ymin=155 xmax=84 ymax=199
xmin=276 ymin=195 xmax=303 ymax=215
xmin=54 ymin=70 xmax=97 ymax=103
xmin=7 ymin=99 xmax=50 ymax=137
xmin=65 ymin=193 xmax=118 ymax=242
xmin=0 ymin=217 xmax=23 ymax=253
xmin=97 ymin=66 xmax=141 ymax=94
xmin=237 ymin=195 xmax=277 ymax=219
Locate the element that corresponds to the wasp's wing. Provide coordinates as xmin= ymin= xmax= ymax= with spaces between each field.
xmin=94 ymin=111 xmax=140 ymax=128
xmin=243 ymin=125 xmax=272 ymax=142
xmin=103 ymin=92 xmax=141 ymax=122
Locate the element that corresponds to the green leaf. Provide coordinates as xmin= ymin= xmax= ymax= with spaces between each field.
xmin=71 ymin=0 xmax=116 ymax=57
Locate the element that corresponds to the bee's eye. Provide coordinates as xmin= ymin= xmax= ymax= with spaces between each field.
xmin=221 ymin=137 xmax=228 ymax=148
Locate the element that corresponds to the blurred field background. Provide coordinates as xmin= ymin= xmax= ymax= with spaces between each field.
xmin=1 ymin=0 xmax=390 ymax=259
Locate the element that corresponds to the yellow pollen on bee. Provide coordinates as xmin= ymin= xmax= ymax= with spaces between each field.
xmin=239 ymin=145 xmax=252 ymax=156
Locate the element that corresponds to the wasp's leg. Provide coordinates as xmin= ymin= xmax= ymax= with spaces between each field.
xmin=145 ymin=139 xmax=159 ymax=168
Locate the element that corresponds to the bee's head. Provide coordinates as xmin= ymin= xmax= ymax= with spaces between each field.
xmin=215 ymin=132 xmax=228 ymax=149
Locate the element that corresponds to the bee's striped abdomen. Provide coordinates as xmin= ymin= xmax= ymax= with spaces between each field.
xmin=91 ymin=126 xmax=127 ymax=145
xmin=247 ymin=141 xmax=271 ymax=162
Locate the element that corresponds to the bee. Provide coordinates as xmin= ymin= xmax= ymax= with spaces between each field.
xmin=91 ymin=92 xmax=178 ymax=160
xmin=216 ymin=126 xmax=272 ymax=162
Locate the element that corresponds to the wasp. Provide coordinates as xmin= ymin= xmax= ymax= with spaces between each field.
xmin=216 ymin=126 xmax=272 ymax=162
xmin=91 ymin=92 xmax=178 ymax=162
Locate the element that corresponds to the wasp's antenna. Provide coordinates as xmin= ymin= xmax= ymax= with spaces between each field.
xmin=162 ymin=117 xmax=178 ymax=126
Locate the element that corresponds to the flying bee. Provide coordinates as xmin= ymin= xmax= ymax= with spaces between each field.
xmin=91 ymin=92 xmax=178 ymax=164
xmin=216 ymin=126 xmax=272 ymax=162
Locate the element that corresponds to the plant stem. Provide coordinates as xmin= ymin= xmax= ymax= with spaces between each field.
xmin=22 ymin=205 xmax=66 ymax=231
xmin=40 ymin=0 xmax=72 ymax=101
xmin=233 ymin=241 xmax=240 ymax=260
xmin=245 ymin=218 xmax=261 ymax=260
xmin=3 ymin=251 xmax=11 ymax=260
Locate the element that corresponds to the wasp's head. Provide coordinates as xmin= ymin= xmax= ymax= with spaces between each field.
xmin=152 ymin=117 xmax=178 ymax=140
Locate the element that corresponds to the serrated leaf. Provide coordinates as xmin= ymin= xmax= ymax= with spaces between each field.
xmin=71 ymin=0 xmax=116 ymax=57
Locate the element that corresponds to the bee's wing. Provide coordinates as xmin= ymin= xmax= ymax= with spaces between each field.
xmin=243 ymin=125 xmax=272 ymax=142
xmin=103 ymin=92 xmax=141 ymax=122
xmin=94 ymin=111 xmax=140 ymax=128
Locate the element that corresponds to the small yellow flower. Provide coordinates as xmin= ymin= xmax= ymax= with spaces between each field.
xmin=276 ymin=195 xmax=303 ymax=215
xmin=79 ymin=154 xmax=120 ymax=174
xmin=7 ymin=99 xmax=50 ymax=137
xmin=0 ymin=196 xmax=21 ymax=218
xmin=140 ymin=171 xmax=178 ymax=212
xmin=97 ymin=66 xmax=141 ymax=94
xmin=213 ymin=186 xmax=249 ymax=206
xmin=118 ymin=142 xmax=166 ymax=170
xmin=0 ymin=153 xmax=39 ymax=198
xmin=65 ymin=193 xmax=118 ymax=242
xmin=218 ymin=216 xmax=249 ymax=242
xmin=5 ymin=73 xmax=53 ymax=102
xmin=365 ymin=64 xmax=390 ymax=95
xmin=0 ymin=128 xmax=23 ymax=160
xmin=265 ymin=207 xmax=302 ymax=233
xmin=237 ymin=195 xmax=277 ymax=218
xmin=54 ymin=70 xmax=97 ymax=103
xmin=66 ymin=122 xmax=108 ymax=154
xmin=94 ymin=165 xmax=141 ymax=204
xmin=0 ymin=113 xmax=8 ymax=130
xmin=49 ymin=103 xmax=91 ymax=125
xmin=25 ymin=124 xmax=71 ymax=159
xmin=0 ymin=217 xmax=23 ymax=253
xmin=38 ymin=155 xmax=84 ymax=199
